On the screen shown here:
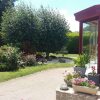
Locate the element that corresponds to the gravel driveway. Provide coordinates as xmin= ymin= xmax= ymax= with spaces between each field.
xmin=0 ymin=67 xmax=73 ymax=100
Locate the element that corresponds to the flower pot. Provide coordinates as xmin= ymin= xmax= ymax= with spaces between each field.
xmin=74 ymin=66 xmax=86 ymax=76
xmin=64 ymin=79 xmax=72 ymax=87
xmin=88 ymin=74 xmax=100 ymax=86
xmin=72 ymin=84 xmax=99 ymax=95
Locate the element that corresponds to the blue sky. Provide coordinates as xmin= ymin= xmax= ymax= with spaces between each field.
xmin=16 ymin=0 xmax=100 ymax=32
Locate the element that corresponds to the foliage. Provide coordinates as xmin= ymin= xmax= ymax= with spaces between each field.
xmin=64 ymin=70 xmax=81 ymax=86
xmin=83 ymin=32 xmax=91 ymax=54
xmin=88 ymin=66 xmax=97 ymax=76
xmin=58 ymin=47 xmax=68 ymax=57
xmin=83 ymin=32 xmax=90 ymax=46
xmin=0 ymin=31 xmax=5 ymax=46
xmin=22 ymin=54 xmax=37 ymax=66
xmin=0 ymin=45 xmax=21 ymax=71
xmin=0 ymin=0 xmax=17 ymax=26
xmin=37 ymin=6 xmax=69 ymax=57
xmin=64 ymin=71 xmax=81 ymax=81
xmin=72 ymin=78 xmax=96 ymax=88
xmin=66 ymin=32 xmax=90 ymax=54
xmin=1 ymin=4 xmax=69 ymax=55
xmin=1 ymin=4 xmax=40 ymax=53
xmin=66 ymin=32 xmax=79 ymax=54
xmin=74 ymin=53 xmax=90 ymax=68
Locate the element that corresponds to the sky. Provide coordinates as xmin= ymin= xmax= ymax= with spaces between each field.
xmin=15 ymin=0 xmax=100 ymax=32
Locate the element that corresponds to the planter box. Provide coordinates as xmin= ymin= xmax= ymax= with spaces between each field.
xmin=72 ymin=84 xmax=99 ymax=95
xmin=56 ymin=87 xmax=98 ymax=100
xmin=88 ymin=74 xmax=100 ymax=86
xmin=74 ymin=66 xmax=86 ymax=76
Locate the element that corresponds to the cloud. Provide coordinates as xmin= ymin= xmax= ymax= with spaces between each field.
xmin=59 ymin=9 xmax=79 ymax=32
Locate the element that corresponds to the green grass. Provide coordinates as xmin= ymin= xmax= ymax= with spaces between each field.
xmin=66 ymin=54 xmax=79 ymax=60
xmin=50 ymin=53 xmax=79 ymax=60
xmin=0 ymin=63 xmax=74 ymax=83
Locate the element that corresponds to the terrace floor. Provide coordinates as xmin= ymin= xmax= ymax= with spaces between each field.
xmin=0 ymin=67 xmax=100 ymax=100
xmin=0 ymin=68 xmax=73 ymax=100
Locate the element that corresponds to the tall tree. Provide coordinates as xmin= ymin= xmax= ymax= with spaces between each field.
xmin=0 ymin=0 xmax=17 ymax=27
xmin=1 ymin=4 xmax=40 ymax=53
xmin=37 ymin=6 xmax=69 ymax=58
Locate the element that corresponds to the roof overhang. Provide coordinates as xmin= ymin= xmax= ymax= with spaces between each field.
xmin=74 ymin=5 xmax=100 ymax=22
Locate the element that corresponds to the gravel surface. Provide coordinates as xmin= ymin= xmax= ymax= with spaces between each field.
xmin=0 ymin=67 xmax=73 ymax=100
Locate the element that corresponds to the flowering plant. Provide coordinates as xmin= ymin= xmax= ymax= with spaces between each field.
xmin=88 ymin=66 xmax=97 ymax=76
xmin=63 ymin=70 xmax=81 ymax=86
xmin=63 ymin=70 xmax=81 ymax=81
xmin=72 ymin=78 xmax=96 ymax=88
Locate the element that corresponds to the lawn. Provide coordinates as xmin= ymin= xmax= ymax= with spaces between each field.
xmin=50 ymin=53 xmax=78 ymax=60
xmin=0 ymin=62 xmax=74 ymax=82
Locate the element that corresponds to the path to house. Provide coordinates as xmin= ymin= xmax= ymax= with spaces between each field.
xmin=0 ymin=67 xmax=73 ymax=100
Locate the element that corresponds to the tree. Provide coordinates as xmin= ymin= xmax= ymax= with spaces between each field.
xmin=37 ymin=6 xmax=69 ymax=58
xmin=0 ymin=0 xmax=17 ymax=26
xmin=1 ymin=4 xmax=40 ymax=53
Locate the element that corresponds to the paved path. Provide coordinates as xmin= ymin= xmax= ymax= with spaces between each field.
xmin=0 ymin=68 xmax=73 ymax=100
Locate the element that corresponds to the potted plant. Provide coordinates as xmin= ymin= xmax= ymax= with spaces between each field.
xmin=74 ymin=53 xmax=90 ymax=76
xmin=64 ymin=72 xmax=73 ymax=87
xmin=63 ymin=70 xmax=81 ymax=87
xmin=72 ymin=78 xmax=99 ymax=95
xmin=88 ymin=66 xmax=100 ymax=86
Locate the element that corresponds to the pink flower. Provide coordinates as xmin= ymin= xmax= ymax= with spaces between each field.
xmin=88 ymin=80 xmax=95 ymax=85
xmin=91 ymin=66 xmax=96 ymax=71
xmin=73 ymin=78 xmax=96 ymax=88
xmin=91 ymin=66 xmax=96 ymax=76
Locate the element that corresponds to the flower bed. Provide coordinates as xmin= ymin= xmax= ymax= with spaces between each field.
xmin=63 ymin=70 xmax=99 ymax=95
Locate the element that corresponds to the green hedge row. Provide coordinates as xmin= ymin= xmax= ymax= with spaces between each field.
xmin=66 ymin=32 xmax=89 ymax=54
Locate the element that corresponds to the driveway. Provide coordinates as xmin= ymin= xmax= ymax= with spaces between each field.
xmin=0 ymin=67 xmax=73 ymax=100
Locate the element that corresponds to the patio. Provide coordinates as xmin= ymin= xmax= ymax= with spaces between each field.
xmin=0 ymin=68 xmax=73 ymax=100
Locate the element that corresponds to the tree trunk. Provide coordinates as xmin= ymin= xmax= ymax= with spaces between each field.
xmin=46 ymin=52 xmax=49 ymax=59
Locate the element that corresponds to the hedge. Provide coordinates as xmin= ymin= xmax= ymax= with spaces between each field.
xmin=66 ymin=32 xmax=90 ymax=54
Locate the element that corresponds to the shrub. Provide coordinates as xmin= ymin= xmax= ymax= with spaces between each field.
xmin=66 ymin=32 xmax=89 ymax=54
xmin=22 ymin=54 xmax=37 ymax=66
xmin=0 ymin=32 xmax=5 ymax=46
xmin=0 ymin=45 xmax=21 ymax=71
xmin=74 ymin=53 xmax=90 ymax=68
xmin=66 ymin=32 xmax=79 ymax=54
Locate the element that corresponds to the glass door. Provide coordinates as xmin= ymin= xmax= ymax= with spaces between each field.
xmin=89 ymin=21 xmax=98 ymax=64
xmin=83 ymin=20 xmax=98 ymax=74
